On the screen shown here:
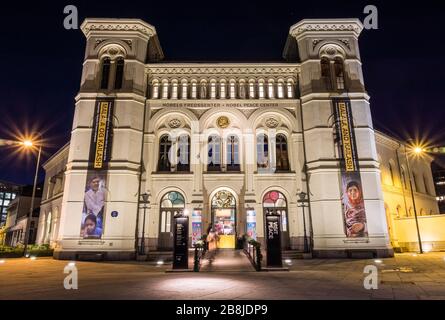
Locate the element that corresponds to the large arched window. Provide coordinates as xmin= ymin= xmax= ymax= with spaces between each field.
xmin=114 ymin=58 xmax=124 ymax=89
xmin=159 ymin=191 xmax=185 ymax=249
xmin=227 ymin=135 xmax=240 ymax=171
xmin=158 ymin=135 xmax=172 ymax=172
xmin=256 ymin=134 xmax=269 ymax=169
xmin=263 ymin=191 xmax=289 ymax=249
xmin=275 ymin=134 xmax=289 ymax=171
xmin=248 ymin=80 xmax=256 ymax=98
xmin=334 ymin=57 xmax=346 ymax=90
xmin=208 ymin=135 xmax=221 ymax=171
xmin=177 ymin=135 xmax=190 ymax=172
xmin=100 ymin=58 xmax=111 ymax=89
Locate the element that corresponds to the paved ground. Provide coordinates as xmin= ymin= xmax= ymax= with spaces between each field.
xmin=1 ymin=251 xmax=445 ymax=299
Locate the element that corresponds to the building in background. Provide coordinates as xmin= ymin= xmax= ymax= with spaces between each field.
xmin=2 ymin=184 xmax=43 ymax=247
xmin=0 ymin=181 xmax=21 ymax=227
xmin=432 ymin=158 xmax=445 ymax=214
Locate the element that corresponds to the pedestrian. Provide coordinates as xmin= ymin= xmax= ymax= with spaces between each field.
xmin=206 ymin=228 xmax=219 ymax=262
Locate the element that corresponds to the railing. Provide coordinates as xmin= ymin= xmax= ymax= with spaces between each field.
xmin=243 ymin=237 xmax=262 ymax=271
xmin=193 ymin=242 xmax=207 ymax=272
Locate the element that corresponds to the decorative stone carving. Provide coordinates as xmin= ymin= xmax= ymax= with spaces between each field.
xmin=319 ymin=44 xmax=345 ymax=59
xmin=217 ymin=116 xmax=230 ymax=129
xmin=168 ymin=118 xmax=182 ymax=128
xmin=265 ymin=117 xmax=279 ymax=128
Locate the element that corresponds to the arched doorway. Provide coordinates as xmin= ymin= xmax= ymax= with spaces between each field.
xmin=211 ymin=190 xmax=236 ymax=249
xmin=158 ymin=191 xmax=185 ymax=250
xmin=263 ymin=191 xmax=290 ymax=249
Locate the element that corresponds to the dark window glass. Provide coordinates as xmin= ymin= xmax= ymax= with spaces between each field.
xmin=207 ymin=135 xmax=221 ymax=171
xmin=257 ymin=134 xmax=269 ymax=169
xmin=177 ymin=135 xmax=190 ymax=172
xmin=227 ymin=135 xmax=240 ymax=171
xmin=276 ymin=134 xmax=289 ymax=171
xmin=334 ymin=58 xmax=346 ymax=90
xmin=114 ymin=58 xmax=124 ymax=89
xmin=100 ymin=58 xmax=111 ymax=89
xmin=158 ymin=135 xmax=172 ymax=172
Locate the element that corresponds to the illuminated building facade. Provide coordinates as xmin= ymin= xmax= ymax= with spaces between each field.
xmin=36 ymin=18 xmax=441 ymax=260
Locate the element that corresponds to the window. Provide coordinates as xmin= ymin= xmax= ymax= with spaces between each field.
xmin=239 ymin=81 xmax=246 ymax=99
xmin=160 ymin=192 xmax=185 ymax=234
xmin=207 ymin=135 xmax=221 ymax=171
xmin=191 ymin=81 xmax=198 ymax=99
xmin=257 ymin=134 xmax=269 ymax=169
xmin=277 ymin=81 xmax=284 ymax=98
xmin=200 ymin=82 xmax=207 ymax=99
xmin=219 ymin=81 xmax=226 ymax=99
xmin=161 ymin=81 xmax=169 ymax=99
xmin=210 ymin=81 xmax=217 ymax=99
xmin=248 ymin=81 xmax=256 ymax=98
xmin=263 ymin=191 xmax=289 ymax=248
xmin=320 ymin=58 xmax=331 ymax=90
xmin=170 ymin=81 xmax=178 ymax=99
xmin=151 ymin=81 xmax=160 ymax=99
xmin=158 ymin=135 xmax=172 ymax=172
xmin=267 ymin=81 xmax=275 ymax=99
xmin=286 ymin=80 xmax=294 ymax=98
xmin=258 ymin=81 xmax=265 ymax=99
xmin=181 ymin=81 xmax=188 ymax=99
xmin=177 ymin=135 xmax=190 ymax=172
xmin=227 ymin=135 xmax=240 ymax=171
xmin=275 ymin=134 xmax=289 ymax=171
xmin=229 ymin=81 xmax=236 ymax=99
xmin=334 ymin=58 xmax=346 ymax=90
xmin=114 ymin=58 xmax=124 ymax=89
xmin=100 ymin=58 xmax=111 ymax=89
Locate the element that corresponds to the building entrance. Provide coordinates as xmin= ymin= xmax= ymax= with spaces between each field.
xmin=211 ymin=190 xmax=236 ymax=249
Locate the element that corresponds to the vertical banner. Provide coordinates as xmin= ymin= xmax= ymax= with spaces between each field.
xmin=246 ymin=209 xmax=257 ymax=240
xmin=333 ymin=98 xmax=368 ymax=238
xmin=191 ymin=209 xmax=202 ymax=247
xmin=80 ymin=99 xmax=114 ymax=239
xmin=173 ymin=215 xmax=189 ymax=269
xmin=265 ymin=214 xmax=282 ymax=267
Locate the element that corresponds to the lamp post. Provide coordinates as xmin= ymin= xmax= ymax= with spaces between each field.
xmin=22 ymin=139 xmax=42 ymax=257
xmin=403 ymin=143 xmax=423 ymax=254
xmin=139 ymin=192 xmax=150 ymax=255
xmin=297 ymin=191 xmax=310 ymax=253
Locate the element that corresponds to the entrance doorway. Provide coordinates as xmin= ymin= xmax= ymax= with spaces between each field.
xmin=211 ymin=190 xmax=236 ymax=249
xmin=263 ymin=191 xmax=290 ymax=250
xmin=158 ymin=191 xmax=185 ymax=250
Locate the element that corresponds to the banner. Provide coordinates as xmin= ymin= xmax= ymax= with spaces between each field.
xmin=246 ymin=209 xmax=257 ymax=240
xmin=80 ymin=99 xmax=114 ymax=239
xmin=191 ymin=209 xmax=202 ymax=247
xmin=333 ymin=98 xmax=368 ymax=238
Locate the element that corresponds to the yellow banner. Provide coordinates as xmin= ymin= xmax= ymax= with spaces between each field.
xmin=93 ymin=102 xmax=109 ymax=169
xmin=338 ymin=102 xmax=355 ymax=172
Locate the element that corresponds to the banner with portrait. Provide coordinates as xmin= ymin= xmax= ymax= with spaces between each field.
xmin=80 ymin=99 xmax=114 ymax=239
xmin=333 ymin=98 xmax=368 ymax=238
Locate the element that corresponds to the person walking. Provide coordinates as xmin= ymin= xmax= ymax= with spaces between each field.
xmin=206 ymin=228 xmax=219 ymax=263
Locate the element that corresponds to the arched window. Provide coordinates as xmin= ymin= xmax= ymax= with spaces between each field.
xmin=181 ymin=81 xmax=188 ymax=99
xmin=114 ymin=58 xmax=124 ymax=89
xmin=190 ymin=81 xmax=198 ymax=99
xmin=199 ymin=81 xmax=207 ymax=99
xmin=159 ymin=191 xmax=185 ymax=249
xmin=151 ymin=80 xmax=160 ymax=99
xmin=227 ymin=135 xmax=240 ymax=171
xmin=100 ymin=58 xmax=111 ymax=89
xmin=258 ymin=80 xmax=265 ymax=99
xmin=158 ymin=135 xmax=172 ymax=172
xmin=219 ymin=81 xmax=227 ymax=99
xmin=267 ymin=80 xmax=275 ymax=99
xmin=161 ymin=81 xmax=169 ymax=99
xmin=238 ymin=80 xmax=246 ymax=99
xmin=208 ymin=135 xmax=221 ymax=171
xmin=275 ymin=134 xmax=289 ymax=171
xmin=210 ymin=80 xmax=217 ymax=99
xmin=256 ymin=134 xmax=269 ymax=169
xmin=396 ymin=205 xmax=402 ymax=218
xmin=248 ymin=80 xmax=256 ymax=98
xmin=177 ymin=135 xmax=190 ymax=172
xmin=334 ymin=58 xmax=346 ymax=90
xmin=277 ymin=80 xmax=285 ymax=99
xmin=286 ymin=80 xmax=294 ymax=98
xmin=170 ymin=80 xmax=178 ymax=99
xmin=320 ymin=58 xmax=331 ymax=90
xmin=229 ymin=80 xmax=237 ymax=99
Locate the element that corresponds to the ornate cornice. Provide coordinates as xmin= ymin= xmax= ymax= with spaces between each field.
xmin=146 ymin=64 xmax=299 ymax=77
xmin=81 ymin=18 xmax=157 ymax=39
xmin=289 ymin=19 xmax=363 ymax=38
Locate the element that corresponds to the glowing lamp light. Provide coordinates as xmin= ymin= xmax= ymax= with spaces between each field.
xmin=0 ymin=260 xmax=5 ymax=264
xmin=157 ymin=260 xmax=164 ymax=265
xmin=423 ymin=244 xmax=432 ymax=253
xmin=412 ymin=253 xmax=418 ymax=257
xmin=284 ymin=259 xmax=292 ymax=265
xmin=30 ymin=256 xmax=36 ymax=260
xmin=68 ymin=262 xmax=76 ymax=267
xmin=374 ymin=259 xmax=382 ymax=264
xmin=413 ymin=146 xmax=423 ymax=154
xmin=22 ymin=140 xmax=33 ymax=147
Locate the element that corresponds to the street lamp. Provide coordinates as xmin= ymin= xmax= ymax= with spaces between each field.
xmin=297 ymin=191 xmax=310 ymax=253
xmin=403 ymin=142 xmax=424 ymax=254
xmin=20 ymin=137 xmax=42 ymax=257
xmin=139 ymin=192 xmax=150 ymax=255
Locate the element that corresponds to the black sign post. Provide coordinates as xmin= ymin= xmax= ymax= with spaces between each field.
xmin=173 ymin=214 xmax=189 ymax=269
xmin=265 ymin=214 xmax=282 ymax=267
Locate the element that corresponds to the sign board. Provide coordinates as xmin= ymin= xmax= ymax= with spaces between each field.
xmin=265 ymin=214 xmax=282 ymax=267
xmin=191 ymin=209 xmax=202 ymax=247
xmin=173 ymin=216 xmax=189 ymax=269
xmin=246 ymin=209 xmax=257 ymax=240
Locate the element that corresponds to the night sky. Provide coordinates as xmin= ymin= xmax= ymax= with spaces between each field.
xmin=0 ymin=0 xmax=444 ymax=185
